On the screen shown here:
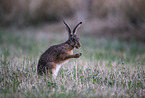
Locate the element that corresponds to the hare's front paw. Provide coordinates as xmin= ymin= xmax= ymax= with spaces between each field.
xmin=74 ymin=53 xmax=82 ymax=58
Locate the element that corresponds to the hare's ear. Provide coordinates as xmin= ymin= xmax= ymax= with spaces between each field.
xmin=63 ymin=20 xmax=72 ymax=36
xmin=73 ymin=22 xmax=82 ymax=35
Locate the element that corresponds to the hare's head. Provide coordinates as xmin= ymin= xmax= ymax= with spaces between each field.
xmin=63 ymin=21 xmax=82 ymax=49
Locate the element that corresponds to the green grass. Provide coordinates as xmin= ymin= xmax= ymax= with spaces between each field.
xmin=0 ymin=30 xmax=145 ymax=97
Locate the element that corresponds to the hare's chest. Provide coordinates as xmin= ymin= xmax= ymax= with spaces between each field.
xmin=67 ymin=50 xmax=73 ymax=55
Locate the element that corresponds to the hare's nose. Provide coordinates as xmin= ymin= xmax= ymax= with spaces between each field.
xmin=78 ymin=41 xmax=81 ymax=47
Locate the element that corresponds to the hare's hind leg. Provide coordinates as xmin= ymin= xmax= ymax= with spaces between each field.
xmin=37 ymin=62 xmax=56 ymax=76
xmin=44 ymin=62 xmax=56 ymax=77
xmin=37 ymin=65 xmax=45 ymax=75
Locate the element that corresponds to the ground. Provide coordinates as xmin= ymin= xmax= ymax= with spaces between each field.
xmin=0 ymin=23 xmax=145 ymax=97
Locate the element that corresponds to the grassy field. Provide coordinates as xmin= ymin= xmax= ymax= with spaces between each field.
xmin=0 ymin=29 xmax=145 ymax=97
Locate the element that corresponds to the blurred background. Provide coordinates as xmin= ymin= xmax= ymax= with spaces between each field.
xmin=0 ymin=0 xmax=145 ymax=41
xmin=1 ymin=1 xmax=145 ymax=97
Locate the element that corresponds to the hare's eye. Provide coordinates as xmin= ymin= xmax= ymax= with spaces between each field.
xmin=72 ymin=38 xmax=75 ymax=41
xmin=71 ymin=37 xmax=75 ymax=41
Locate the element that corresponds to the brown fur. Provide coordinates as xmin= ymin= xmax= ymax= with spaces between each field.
xmin=37 ymin=21 xmax=82 ymax=77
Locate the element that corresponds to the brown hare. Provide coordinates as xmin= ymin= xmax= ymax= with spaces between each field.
xmin=37 ymin=21 xmax=82 ymax=78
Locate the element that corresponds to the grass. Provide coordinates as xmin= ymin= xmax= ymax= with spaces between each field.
xmin=0 ymin=30 xmax=145 ymax=97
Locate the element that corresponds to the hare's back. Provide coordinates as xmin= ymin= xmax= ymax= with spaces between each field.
xmin=39 ymin=44 xmax=65 ymax=61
